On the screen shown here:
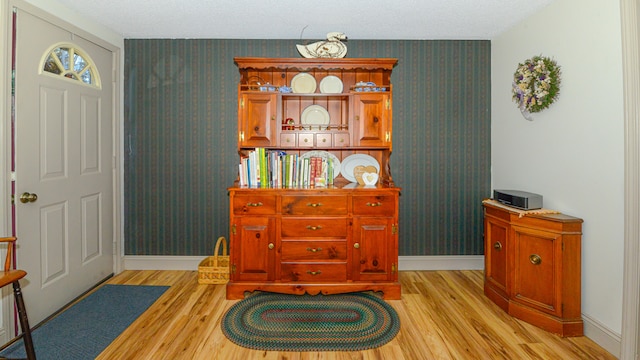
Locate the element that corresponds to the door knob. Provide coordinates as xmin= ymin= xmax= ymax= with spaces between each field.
xmin=20 ymin=192 xmax=38 ymax=203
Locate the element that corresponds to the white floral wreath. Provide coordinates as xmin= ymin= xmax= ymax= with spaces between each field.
xmin=512 ymin=55 xmax=561 ymax=117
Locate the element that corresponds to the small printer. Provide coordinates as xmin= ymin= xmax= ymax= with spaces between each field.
xmin=493 ymin=190 xmax=543 ymax=210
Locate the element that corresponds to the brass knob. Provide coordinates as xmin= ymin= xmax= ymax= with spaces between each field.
xmin=354 ymin=243 xmax=360 ymax=249
xmin=20 ymin=192 xmax=38 ymax=203
xmin=529 ymin=254 xmax=542 ymax=265
xmin=246 ymin=202 xmax=263 ymax=207
xmin=366 ymin=202 xmax=382 ymax=207
xmin=493 ymin=241 xmax=502 ymax=251
xmin=306 ymin=247 xmax=322 ymax=252
xmin=306 ymin=203 xmax=322 ymax=207
xmin=268 ymin=243 xmax=274 ymax=250
xmin=307 ymin=270 xmax=321 ymax=276
xmin=306 ymin=225 xmax=322 ymax=230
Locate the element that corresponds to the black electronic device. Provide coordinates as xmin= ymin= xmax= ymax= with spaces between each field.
xmin=493 ymin=189 xmax=543 ymax=210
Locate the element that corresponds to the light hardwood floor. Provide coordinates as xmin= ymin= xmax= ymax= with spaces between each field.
xmin=94 ymin=270 xmax=616 ymax=360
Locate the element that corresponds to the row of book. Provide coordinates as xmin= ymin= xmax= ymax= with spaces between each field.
xmin=238 ymin=148 xmax=335 ymax=188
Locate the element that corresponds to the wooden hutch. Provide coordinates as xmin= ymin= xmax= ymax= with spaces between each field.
xmin=226 ymin=57 xmax=401 ymax=300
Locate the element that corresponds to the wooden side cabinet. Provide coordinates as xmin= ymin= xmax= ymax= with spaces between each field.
xmin=483 ymin=201 xmax=584 ymax=337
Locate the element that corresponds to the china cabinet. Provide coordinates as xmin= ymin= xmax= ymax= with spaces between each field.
xmin=483 ymin=201 xmax=583 ymax=336
xmin=227 ymin=57 xmax=401 ymax=300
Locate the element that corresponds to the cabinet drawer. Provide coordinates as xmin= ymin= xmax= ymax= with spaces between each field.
xmin=282 ymin=195 xmax=347 ymax=215
xmin=280 ymin=133 xmax=296 ymax=147
xmin=281 ymin=240 xmax=347 ymax=261
xmin=333 ymin=133 xmax=350 ymax=147
xmin=281 ymin=218 xmax=347 ymax=237
xmin=281 ymin=263 xmax=347 ymax=282
xmin=352 ymin=195 xmax=396 ymax=216
xmin=232 ymin=194 xmax=277 ymax=215
xmin=298 ymin=133 xmax=314 ymax=148
xmin=316 ymin=133 xmax=332 ymax=147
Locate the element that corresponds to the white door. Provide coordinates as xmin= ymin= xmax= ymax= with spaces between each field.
xmin=13 ymin=9 xmax=114 ymax=326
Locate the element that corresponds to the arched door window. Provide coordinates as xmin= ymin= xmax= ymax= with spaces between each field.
xmin=41 ymin=44 xmax=101 ymax=88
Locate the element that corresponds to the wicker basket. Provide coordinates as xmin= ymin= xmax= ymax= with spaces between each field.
xmin=198 ymin=236 xmax=230 ymax=284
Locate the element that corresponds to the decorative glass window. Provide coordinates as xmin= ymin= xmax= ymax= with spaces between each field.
xmin=42 ymin=44 xmax=100 ymax=88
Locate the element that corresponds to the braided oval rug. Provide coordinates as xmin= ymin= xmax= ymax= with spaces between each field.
xmin=221 ymin=292 xmax=400 ymax=351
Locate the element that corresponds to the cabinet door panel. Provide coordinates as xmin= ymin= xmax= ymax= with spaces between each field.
xmin=352 ymin=217 xmax=396 ymax=281
xmin=353 ymin=94 xmax=390 ymax=146
xmin=232 ymin=217 xmax=275 ymax=281
xmin=240 ymin=93 xmax=276 ymax=146
xmin=484 ymin=216 xmax=509 ymax=295
xmin=512 ymin=225 xmax=560 ymax=316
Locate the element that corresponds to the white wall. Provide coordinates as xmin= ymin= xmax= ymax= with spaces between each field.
xmin=491 ymin=0 xmax=624 ymax=340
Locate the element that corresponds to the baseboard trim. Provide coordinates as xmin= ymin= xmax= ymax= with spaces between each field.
xmin=122 ymin=255 xmax=486 ymax=272
xmin=582 ymin=313 xmax=621 ymax=358
xmin=121 ymin=254 xmax=619 ymax=356
xmin=398 ymin=255 xmax=484 ymax=271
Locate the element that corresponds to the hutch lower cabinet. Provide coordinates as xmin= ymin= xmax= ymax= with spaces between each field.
xmin=227 ymin=58 xmax=401 ymax=299
xmin=483 ymin=201 xmax=584 ymax=337
xmin=227 ymin=188 xmax=400 ymax=299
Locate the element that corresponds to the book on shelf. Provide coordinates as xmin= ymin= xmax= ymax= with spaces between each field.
xmin=237 ymin=148 xmax=333 ymax=188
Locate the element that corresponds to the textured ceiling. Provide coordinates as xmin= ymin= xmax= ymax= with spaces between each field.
xmin=53 ymin=0 xmax=555 ymax=40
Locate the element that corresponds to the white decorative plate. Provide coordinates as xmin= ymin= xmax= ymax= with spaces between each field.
xmin=291 ymin=73 xmax=317 ymax=93
xmin=301 ymin=105 xmax=330 ymax=130
xmin=300 ymin=150 xmax=341 ymax=179
xmin=319 ymin=75 xmax=343 ymax=94
xmin=340 ymin=154 xmax=380 ymax=183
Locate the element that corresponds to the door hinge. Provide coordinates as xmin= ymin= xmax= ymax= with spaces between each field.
xmin=386 ymin=98 xmax=390 ymax=109
xmin=231 ymin=264 xmax=236 ymax=274
xmin=392 ymin=224 xmax=398 ymax=234
xmin=240 ymin=98 xmax=244 ymax=108
xmin=391 ymin=263 xmax=397 ymax=274
xmin=232 ymin=224 xmax=236 ymax=235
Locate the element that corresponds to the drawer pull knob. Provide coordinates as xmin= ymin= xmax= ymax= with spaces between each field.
xmin=493 ymin=241 xmax=502 ymax=251
xmin=306 ymin=247 xmax=323 ymax=253
xmin=307 ymin=203 xmax=323 ymax=207
xmin=307 ymin=270 xmax=322 ymax=276
xmin=529 ymin=254 xmax=542 ymax=265
xmin=306 ymin=225 xmax=323 ymax=230
xmin=354 ymin=243 xmax=360 ymax=249
xmin=366 ymin=202 xmax=382 ymax=207
xmin=246 ymin=202 xmax=263 ymax=207
xmin=268 ymin=243 xmax=275 ymax=250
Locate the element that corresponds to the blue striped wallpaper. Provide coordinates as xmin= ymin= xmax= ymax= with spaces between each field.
xmin=124 ymin=39 xmax=491 ymax=256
